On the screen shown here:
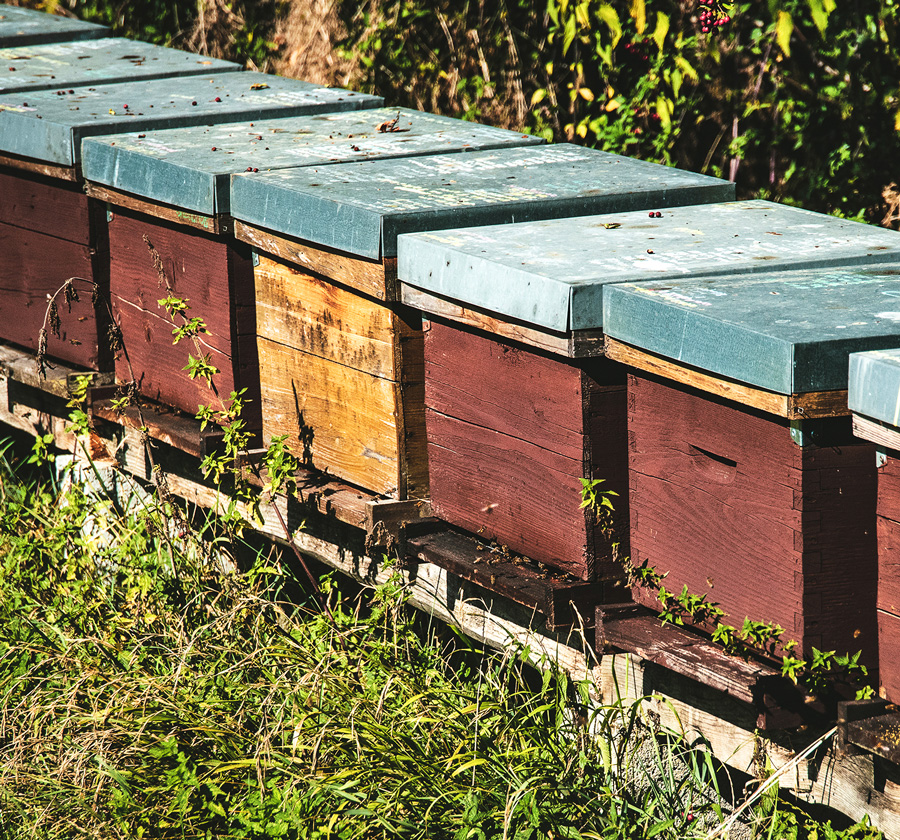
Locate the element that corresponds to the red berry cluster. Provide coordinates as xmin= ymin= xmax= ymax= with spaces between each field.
xmin=697 ymin=1 xmax=731 ymax=33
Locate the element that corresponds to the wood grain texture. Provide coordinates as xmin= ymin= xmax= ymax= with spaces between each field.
xmin=406 ymin=287 xmax=575 ymax=357
xmin=852 ymin=413 xmax=900 ymax=455
xmin=257 ymin=335 xmax=427 ymax=498
xmin=426 ymin=408 xmax=596 ymax=578
xmin=0 ymin=153 xmax=77 ymax=182
xmin=879 ymin=609 xmax=900 ymax=703
xmin=254 ymin=254 xmax=422 ymax=381
xmin=88 ymin=183 xmax=227 ymax=235
xmin=407 ymin=526 xmax=607 ymax=630
xmin=877 ymin=452 xmax=900 ymax=523
xmin=423 ymin=321 xmax=628 ymax=579
xmin=879 ymin=515 xmax=900 ymax=615
xmin=628 ymin=373 xmax=877 ymax=661
xmin=606 ymin=337 xmax=849 ymax=419
xmin=107 ymin=206 xmax=259 ymax=426
xmin=0 ymin=221 xmax=108 ymax=369
xmin=234 ymin=220 xmax=397 ymax=300
xmin=0 ymin=167 xmax=94 ymax=243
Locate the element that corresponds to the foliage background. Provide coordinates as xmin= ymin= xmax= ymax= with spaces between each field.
xmin=16 ymin=0 xmax=900 ymax=227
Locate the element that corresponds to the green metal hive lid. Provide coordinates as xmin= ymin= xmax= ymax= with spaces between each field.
xmin=0 ymin=72 xmax=381 ymax=167
xmin=0 ymin=3 xmax=108 ymax=47
xmin=0 ymin=37 xmax=238 ymax=95
xmin=603 ymin=263 xmax=900 ymax=394
xmin=849 ymin=348 xmax=900 ymax=428
xmin=398 ymin=201 xmax=900 ymax=333
xmin=82 ymin=107 xmax=544 ymax=216
xmin=229 ymin=144 xmax=735 ymax=260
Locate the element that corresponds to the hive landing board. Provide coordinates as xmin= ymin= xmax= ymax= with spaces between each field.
xmin=229 ymin=144 xmax=735 ymax=260
xmin=0 ymin=3 xmax=108 ymax=47
xmin=398 ymin=201 xmax=900 ymax=334
xmin=602 ymin=263 xmax=900 ymax=394
xmin=0 ymin=37 xmax=238 ymax=95
xmin=0 ymin=72 xmax=381 ymax=167
xmin=81 ymin=107 xmax=544 ymax=216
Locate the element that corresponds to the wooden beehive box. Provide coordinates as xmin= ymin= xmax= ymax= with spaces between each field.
xmin=602 ymin=263 xmax=900 ymax=662
xmin=849 ymin=348 xmax=900 ymax=701
xmin=0 ymin=3 xmax=108 ymax=47
xmin=80 ymin=107 xmax=533 ymax=429
xmin=230 ymin=145 xmax=734 ymax=498
xmin=398 ymin=202 xmax=900 ymax=581
xmin=0 ymin=61 xmax=280 ymax=369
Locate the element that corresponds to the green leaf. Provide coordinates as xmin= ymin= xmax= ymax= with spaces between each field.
xmin=562 ymin=13 xmax=577 ymax=55
xmin=652 ymin=11 xmax=669 ymax=52
xmin=775 ymin=10 xmax=793 ymax=56
xmin=597 ymin=4 xmax=622 ymax=49
xmin=630 ymin=0 xmax=646 ymax=35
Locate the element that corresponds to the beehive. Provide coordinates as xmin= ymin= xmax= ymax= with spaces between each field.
xmin=602 ymin=263 xmax=900 ymax=661
xmin=0 ymin=64 xmax=312 ymax=368
xmin=398 ymin=202 xmax=900 ymax=579
xmin=849 ymin=348 xmax=900 ymax=700
xmin=231 ymin=145 xmax=734 ymax=498
xmin=0 ymin=3 xmax=108 ymax=47
xmin=80 ymin=107 xmax=536 ymax=429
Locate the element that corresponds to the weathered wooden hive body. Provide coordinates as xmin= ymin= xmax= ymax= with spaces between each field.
xmin=602 ymin=262 xmax=900 ymax=664
xmin=849 ymin=348 xmax=900 ymax=699
xmin=0 ymin=55 xmax=269 ymax=369
xmin=0 ymin=3 xmax=108 ymax=47
xmin=229 ymin=145 xmax=734 ymax=499
xmin=81 ymin=108 xmax=542 ymax=429
xmin=398 ymin=201 xmax=900 ymax=581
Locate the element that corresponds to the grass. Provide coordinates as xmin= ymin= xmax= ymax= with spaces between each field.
xmin=0 ymin=434 xmax=885 ymax=839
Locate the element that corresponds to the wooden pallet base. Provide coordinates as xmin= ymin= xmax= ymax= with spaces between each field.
xmin=406 ymin=523 xmax=619 ymax=630
xmin=88 ymin=389 xmax=429 ymax=541
xmin=596 ymin=604 xmax=832 ymax=731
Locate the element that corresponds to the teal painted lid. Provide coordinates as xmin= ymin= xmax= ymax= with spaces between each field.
xmin=0 ymin=72 xmax=381 ymax=166
xmin=0 ymin=37 xmax=238 ymax=95
xmin=398 ymin=201 xmax=900 ymax=333
xmin=604 ymin=263 xmax=900 ymax=394
xmin=229 ymin=144 xmax=735 ymax=259
xmin=0 ymin=3 xmax=108 ymax=47
xmin=849 ymin=348 xmax=900 ymax=427
xmin=82 ymin=107 xmax=544 ymax=215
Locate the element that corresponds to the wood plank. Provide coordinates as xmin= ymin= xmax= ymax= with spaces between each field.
xmin=0 ymin=167 xmax=93 ymax=243
xmin=606 ymin=337 xmax=849 ymax=419
xmin=597 ymin=609 xmax=786 ymax=708
xmin=877 ymin=452 xmax=900 ymax=523
xmin=0 ymin=221 xmax=106 ymax=370
xmin=0 ymin=152 xmax=77 ymax=182
xmin=254 ymin=254 xmax=422 ymax=381
xmin=628 ymin=372 xmax=879 ymax=661
xmin=880 ymin=610 xmax=900 ymax=704
xmin=234 ymin=220 xmax=396 ymax=300
xmin=424 ymin=319 xmax=590 ymax=459
xmin=88 ymin=183 xmax=228 ymax=235
xmin=854 ymin=413 xmax=900 ymax=455
xmin=426 ymin=408 xmax=601 ymax=579
xmin=845 ymin=709 xmax=900 ymax=765
xmin=408 ymin=288 xmax=576 ymax=357
xmin=878 ymin=516 xmax=900 ymax=615
xmin=407 ymin=526 xmax=607 ymax=630
xmin=107 ymin=206 xmax=259 ymax=425
xmin=258 ymin=335 xmax=427 ymax=498
xmin=0 ymin=341 xmax=111 ymax=397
